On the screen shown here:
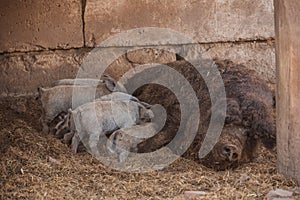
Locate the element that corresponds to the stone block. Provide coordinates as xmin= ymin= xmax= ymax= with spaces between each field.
xmin=85 ymin=0 xmax=274 ymax=47
xmin=205 ymin=42 xmax=276 ymax=83
xmin=104 ymin=55 xmax=134 ymax=80
xmin=0 ymin=0 xmax=83 ymax=53
xmin=0 ymin=51 xmax=85 ymax=97
xmin=126 ymin=48 xmax=176 ymax=64
xmin=0 ymin=42 xmax=275 ymax=97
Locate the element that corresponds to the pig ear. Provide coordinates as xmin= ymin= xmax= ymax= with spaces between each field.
xmin=103 ymin=75 xmax=117 ymax=92
xmin=37 ymin=87 xmax=46 ymax=100
xmin=139 ymin=101 xmax=152 ymax=109
xmin=68 ymin=108 xmax=73 ymax=115
xmin=38 ymin=87 xmax=46 ymax=94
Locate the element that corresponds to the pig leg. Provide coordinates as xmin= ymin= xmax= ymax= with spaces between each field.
xmin=119 ymin=151 xmax=130 ymax=163
xmin=40 ymin=116 xmax=49 ymax=134
xmin=89 ymin=132 xmax=102 ymax=157
xmin=71 ymin=131 xmax=80 ymax=153
xmin=54 ymin=112 xmax=70 ymax=139
xmin=63 ymin=132 xmax=74 ymax=145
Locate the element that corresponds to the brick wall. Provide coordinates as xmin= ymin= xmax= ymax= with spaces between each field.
xmin=0 ymin=0 xmax=275 ymax=96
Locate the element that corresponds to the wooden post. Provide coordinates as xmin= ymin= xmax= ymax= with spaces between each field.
xmin=275 ymin=0 xmax=300 ymax=185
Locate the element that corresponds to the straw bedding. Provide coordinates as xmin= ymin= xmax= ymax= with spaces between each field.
xmin=0 ymin=97 xmax=298 ymax=199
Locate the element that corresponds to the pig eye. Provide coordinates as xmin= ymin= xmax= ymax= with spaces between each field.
xmin=223 ymin=147 xmax=231 ymax=155
xmin=113 ymin=133 xmax=118 ymax=143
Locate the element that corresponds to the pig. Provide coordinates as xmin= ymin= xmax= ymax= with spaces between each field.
xmin=38 ymin=76 xmax=127 ymax=134
xmin=97 ymin=92 xmax=140 ymax=103
xmin=132 ymin=59 xmax=275 ymax=170
xmin=52 ymin=92 xmax=157 ymax=148
xmin=107 ymin=122 xmax=159 ymax=162
xmin=198 ymin=124 xmax=258 ymax=170
xmin=52 ymin=92 xmax=138 ymax=139
xmin=50 ymin=111 xmax=69 ymax=139
xmin=51 ymin=75 xmax=127 ymax=93
xmin=64 ymin=99 xmax=154 ymax=154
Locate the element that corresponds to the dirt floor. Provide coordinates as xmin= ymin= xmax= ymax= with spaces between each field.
xmin=0 ymin=97 xmax=299 ymax=200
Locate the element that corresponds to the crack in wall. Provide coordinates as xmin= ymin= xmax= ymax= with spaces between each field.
xmin=0 ymin=38 xmax=275 ymax=56
xmin=0 ymin=47 xmax=93 ymax=57
xmin=81 ymin=0 xmax=87 ymax=47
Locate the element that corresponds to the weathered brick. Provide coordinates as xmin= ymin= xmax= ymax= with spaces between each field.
xmin=85 ymin=0 xmax=274 ymax=47
xmin=204 ymin=42 xmax=276 ymax=83
xmin=104 ymin=54 xmax=134 ymax=80
xmin=0 ymin=51 xmax=86 ymax=97
xmin=0 ymin=0 xmax=83 ymax=53
xmin=126 ymin=48 xmax=176 ymax=64
xmin=103 ymin=43 xmax=275 ymax=84
xmin=0 ymin=42 xmax=275 ymax=97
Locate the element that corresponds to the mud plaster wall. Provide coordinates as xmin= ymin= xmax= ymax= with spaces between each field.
xmin=0 ymin=0 xmax=275 ymax=97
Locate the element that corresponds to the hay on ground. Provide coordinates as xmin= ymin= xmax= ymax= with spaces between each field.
xmin=0 ymin=97 xmax=299 ymax=200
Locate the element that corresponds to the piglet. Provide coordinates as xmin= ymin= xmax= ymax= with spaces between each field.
xmin=68 ymin=99 xmax=154 ymax=155
xmin=107 ymin=122 xmax=158 ymax=162
xmin=38 ymin=76 xmax=127 ymax=134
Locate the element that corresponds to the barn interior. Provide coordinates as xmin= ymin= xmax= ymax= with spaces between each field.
xmin=0 ymin=0 xmax=300 ymax=199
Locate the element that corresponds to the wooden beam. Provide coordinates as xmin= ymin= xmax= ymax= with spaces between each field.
xmin=275 ymin=0 xmax=300 ymax=185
